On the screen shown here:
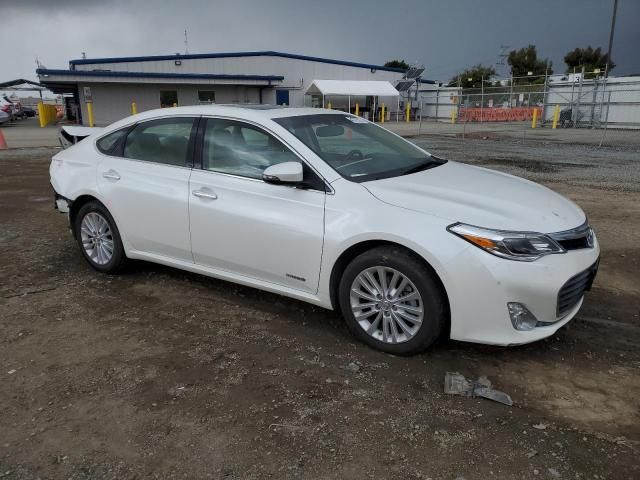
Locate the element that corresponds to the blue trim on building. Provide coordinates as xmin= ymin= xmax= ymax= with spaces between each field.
xmin=36 ymin=68 xmax=284 ymax=82
xmin=68 ymin=50 xmax=409 ymax=74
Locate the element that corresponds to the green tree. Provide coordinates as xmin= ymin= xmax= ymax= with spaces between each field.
xmin=384 ymin=59 xmax=410 ymax=70
xmin=448 ymin=64 xmax=496 ymax=88
xmin=507 ymin=45 xmax=552 ymax=83
xmin=564 ymin=46 xmax=614 ymax=78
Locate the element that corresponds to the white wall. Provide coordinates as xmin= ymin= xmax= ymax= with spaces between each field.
xmin=78 ymin=83 xmax=264 ymax=125
xmin=419 ymin=87 xmax=460 ymax=121
xmin=544 ymin=77 xmax=640 ymax=128
xmin=74 ymin=55 xmax=407 ymax=109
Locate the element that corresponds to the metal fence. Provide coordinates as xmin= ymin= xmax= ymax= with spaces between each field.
xmin=417 ymin=74 xmax=640 ymax=130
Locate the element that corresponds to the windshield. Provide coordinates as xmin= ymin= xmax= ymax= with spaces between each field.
xmin=274 ymin=114 xmax=445 ymax=182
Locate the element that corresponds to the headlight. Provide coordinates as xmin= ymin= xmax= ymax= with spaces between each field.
xmin=447 ymin=223 xmax=565 ymax=261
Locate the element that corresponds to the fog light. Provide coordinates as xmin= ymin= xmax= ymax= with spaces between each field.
xmin=508 ymin=302 xmax=538 ymax=331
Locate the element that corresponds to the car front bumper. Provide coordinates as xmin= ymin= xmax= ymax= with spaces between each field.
xmin=444 ymin=237 xmax=600 ymax=346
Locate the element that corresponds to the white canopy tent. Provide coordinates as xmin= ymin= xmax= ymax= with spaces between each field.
xmin=305 ymin=80 xmax=399 ymax=120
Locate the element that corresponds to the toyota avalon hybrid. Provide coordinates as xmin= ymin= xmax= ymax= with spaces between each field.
xmin=50 ymin=106 xmax=599 ymax=355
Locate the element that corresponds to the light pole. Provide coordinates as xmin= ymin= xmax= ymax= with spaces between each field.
xmin=480 ymin=75 xmax=484 ymax=122
xmin=605 ymin=0 xmax=618 ymax=78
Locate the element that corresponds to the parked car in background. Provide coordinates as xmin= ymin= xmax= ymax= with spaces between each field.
xmin=49 ymin=105 xmax=600 ymax=355
xmin=12 ymin=101 xmax=24 ymax=119
xmin=2 ymin=97 xmax=25 ymax=120
xmin=0 ymin=110 xmax=10 ymax=125
xmin=22 ymin=106 xmax=36 ymax=118
xmin=0 ymin=98 xmax=14 ymax=121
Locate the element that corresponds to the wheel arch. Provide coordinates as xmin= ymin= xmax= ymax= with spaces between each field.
xmin=328 ymin=239 xmax=451 ymax=337
xmin=68 ymin=194 xmax=122 ymax=242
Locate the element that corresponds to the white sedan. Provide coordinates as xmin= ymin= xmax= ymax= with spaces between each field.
xmin=50 ymin=105 xmax=599 ymax=355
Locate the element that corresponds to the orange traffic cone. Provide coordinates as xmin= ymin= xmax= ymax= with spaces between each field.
xmin=0 ymin=129 xmax=7 ymax=150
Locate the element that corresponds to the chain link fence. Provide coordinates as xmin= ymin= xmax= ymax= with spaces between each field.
xmin=416 ymin=74 xmax=640 ymax=131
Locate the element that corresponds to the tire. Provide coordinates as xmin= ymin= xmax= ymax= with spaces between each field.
xmin=74 ymin=201 xmax=127 ymax=273
xmin=338 ymin=246 xmax=447 ymax=355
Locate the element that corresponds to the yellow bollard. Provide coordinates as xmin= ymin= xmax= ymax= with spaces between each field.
xmin=131 ymin=102 xmax=137 ymax=115
xmin=405 ymin=102 xmax=410 ymax=122
xmin=87 ymin=102 xmax=94 ymax=127
xmin=380 ymin=103 xmax=385 ymax=123
xmin=37 ymin=102 xmax=45 ymax=128
xmin=531 ymin=108 xmax=538 ymax=129
xmin=327 ymin=102 xmax=331 ymax=110
xmin=450 ymin=107 xmax=457 ymax=124
xmin=552 ymin=104 xmax=560 ymax=129
xmin=355 ymin=103 xmax=359 ymax=116
xmin=38 ymin=102 xmax=58 ymax=127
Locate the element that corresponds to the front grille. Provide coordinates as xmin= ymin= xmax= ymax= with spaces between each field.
xmin=557 ymin=261 xmax=599 ymax=317
xmin=556 ymin=236 xmax=591 ymax=250
xmin=549 ymin=221 xmax=594 ymax=252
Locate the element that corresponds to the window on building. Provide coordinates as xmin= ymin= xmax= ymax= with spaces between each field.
xmin=160 ymin=90 xmax=178 ymax=108
xmin=202 ymin=118 xmax=300 ymax=179
xmin=276 ymin=90 xmax=289 ymax=106
xmin=123 ymin=117 xmax=195 ymax=167
xmin=198 ymin=91 xmax=216 ymax=104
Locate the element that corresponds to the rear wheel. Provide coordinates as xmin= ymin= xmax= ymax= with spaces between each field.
xmin=74 ymin=201 xmax=127 ymax=273
xmin=338 ymin=246 xmax=447 ymax=355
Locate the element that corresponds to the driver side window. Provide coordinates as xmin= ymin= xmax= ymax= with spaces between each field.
xmin=202 ymin=118 xmax=300 ymax=180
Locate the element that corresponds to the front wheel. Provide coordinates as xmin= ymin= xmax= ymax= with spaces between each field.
xmin=338 ymin=246 xmax=447 ymax=355
xmin=74 ymin=201 xmax=127 ymax=273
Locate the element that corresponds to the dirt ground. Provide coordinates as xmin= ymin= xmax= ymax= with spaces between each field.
xmin=1 ymin=134 xmax=639 ymax=479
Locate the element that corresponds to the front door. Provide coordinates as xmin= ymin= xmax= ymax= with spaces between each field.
xmin=188 ymin=117 xmax=325 ymax=293
xmin=96 ymin=116 xmax=197 ymax=261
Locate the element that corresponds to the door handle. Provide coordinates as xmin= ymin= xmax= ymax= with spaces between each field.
xmin=192 ymin=188 xmax=218 ymax=200
xmin=102 ymin=170 xmax=121 ymax=181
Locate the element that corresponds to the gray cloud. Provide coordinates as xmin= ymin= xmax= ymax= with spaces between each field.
xmin=2 ymin=0 xmax=638 ymax=83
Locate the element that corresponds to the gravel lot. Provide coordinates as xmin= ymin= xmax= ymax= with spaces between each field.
xmin=1 ymin=131 xmax=639 ymax=479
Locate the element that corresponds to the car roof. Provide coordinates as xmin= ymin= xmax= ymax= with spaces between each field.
xmin=99 ymin=105 xmax=348 ymax=134
xmin=122 ymin=105 xmax=342 ymax=123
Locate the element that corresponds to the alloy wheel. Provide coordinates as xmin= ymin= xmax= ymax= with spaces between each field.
xmin=349 ymin=266 xmax=424 ymax=344
xmin=80 ymin=212 xmax=114 ymax=265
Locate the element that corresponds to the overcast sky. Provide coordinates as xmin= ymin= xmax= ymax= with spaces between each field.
xmin=2 ymin=0 xmax=639 ymax=84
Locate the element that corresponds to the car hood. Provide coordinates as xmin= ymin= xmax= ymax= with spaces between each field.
xmin=363 ymin=161 xmax=585 ymax=233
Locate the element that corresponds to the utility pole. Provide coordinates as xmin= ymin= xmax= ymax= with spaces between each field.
xmin=480 ymin=75 xmax=484 ymax=123
xmin=509 ymin=70 xmax=514 ymax=109
xmin=605 ymin=0 xmax=618 ymax=78
xmin=496 ymin=45 xmax=510 ymax=78
xmin=541 ymin=62 xmax=549 ymax=125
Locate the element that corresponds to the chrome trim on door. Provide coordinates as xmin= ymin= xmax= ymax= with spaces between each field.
xmin=192 ymin=189 xmax=218 ymax=200
xmin=102 ymin=170 xmax=121 ymax=180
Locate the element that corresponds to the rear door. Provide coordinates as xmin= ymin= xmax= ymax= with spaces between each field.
xmin=96 ymin=116 xmax=197 ymax=262
xmin=188 ymin=117 xmax=326 ymax=293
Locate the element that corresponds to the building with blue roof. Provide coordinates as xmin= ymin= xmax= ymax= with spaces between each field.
xmin=37 ymin=51 xmax=430 ymax=125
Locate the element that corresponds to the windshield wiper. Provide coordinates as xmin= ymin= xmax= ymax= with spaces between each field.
xmin=400 ymin=158 xmax=445 ymax=176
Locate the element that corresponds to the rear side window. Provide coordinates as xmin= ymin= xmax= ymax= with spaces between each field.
xmin=96 ymin=128 xmax=128 ymax=155
xmin=123 ymin=117 xmax=195 ymax=167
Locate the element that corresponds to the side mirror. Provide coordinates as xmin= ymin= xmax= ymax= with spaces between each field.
xmin=263 ymin=161 xmax=303 ymax=185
